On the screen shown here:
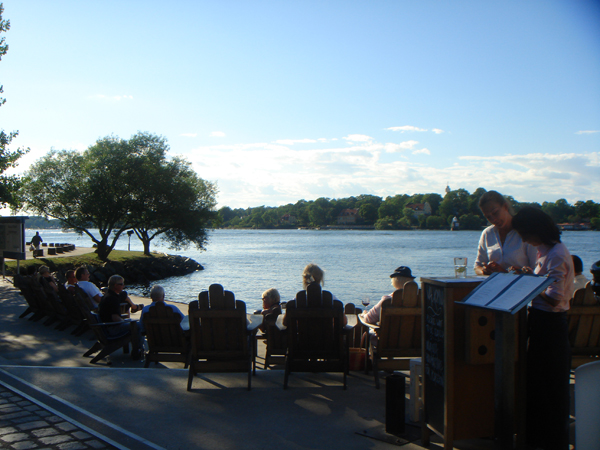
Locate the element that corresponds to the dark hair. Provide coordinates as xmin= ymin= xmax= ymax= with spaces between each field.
xmin=512 ymin=206 xmax=561 ymax=246
xmin=75 ymin=266 xmax=87 ymax=280
xmin=572 ymin=255 xmax=583 ymax=274
xmin=478 ymin=190 xmax=508 ymax=210
xmin=65 ymin=269 xmax=76 ymax=279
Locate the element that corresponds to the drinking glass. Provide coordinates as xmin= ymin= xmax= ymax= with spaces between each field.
xmin=362 ymin=296 xmax=371 ymax=309
xmin=454 ymin=257 xmax=468 ymax=278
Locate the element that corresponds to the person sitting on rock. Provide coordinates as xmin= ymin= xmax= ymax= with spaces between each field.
xmin=140 ymin=285 xmax=185 ymax=334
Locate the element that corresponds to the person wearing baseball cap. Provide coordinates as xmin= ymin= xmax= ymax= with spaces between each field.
xmin=360 ymin=266 xmax=416 ymax=326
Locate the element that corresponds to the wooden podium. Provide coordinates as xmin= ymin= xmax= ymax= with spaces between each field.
xmin=421 ymin=277 xmax=493 ymax=449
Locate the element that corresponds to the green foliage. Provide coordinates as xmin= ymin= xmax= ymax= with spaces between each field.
xmin=0 ymin=4 xmax=28 ymax=208
xmin=20 ymin=132 xmax=217 ymax=260
xmin=458 ymin=213 xmax=484 ymax=230
xmin=216 ymin=188 xmax=600 ymax=232
xmin=426 ymin=215 xmax=445 ymax=229
xmin=25 ymin=216 xmax=63 ymax=229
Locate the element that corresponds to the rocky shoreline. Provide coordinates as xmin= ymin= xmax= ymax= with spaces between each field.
xmin=10 ymin=253 xmax=204 ymax=287
xmin=86 ymin=254 xmax=204 ymax=286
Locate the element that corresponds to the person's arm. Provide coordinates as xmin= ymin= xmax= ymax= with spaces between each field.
xmin=48 ymin=280 xmax=59 ymax=293
xmin=474 ymin=230 xmax=490 ymax=275
xmin=91 ymin=294 xmax=102 ymax=307
xmin=361 ymin=298 xmax=385 ymax=324
xmin=542 ymin=249 xmax=571 ymax=306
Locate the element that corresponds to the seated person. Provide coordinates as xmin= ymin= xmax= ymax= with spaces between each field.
xmin=75 ymin=266 xmax=103 ymax=308
xmin=572 ymin=255 xmax=589 ymax=291
xmin=283 ymin=264 xmax=346 ymax=326
xmin=38 ymin=265 xmax=59 ymax=293
xmin=258 ymin=288 xmax=282 ymax=332
xmin=65 ymin=270 xmax=78 ymax=290
xmin=140 ymin=285 xmax=185 ymax=334
xmin=261 ymin=288 xmax=282 ymax=315
xmin=98 ymin=275 xmax=143 ymax=359
xmin=361 ymin=266 xmax=416 ymax=326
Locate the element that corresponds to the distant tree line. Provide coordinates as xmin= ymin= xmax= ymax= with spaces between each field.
xmin=217 ymin=188 xmax=600 ymax=231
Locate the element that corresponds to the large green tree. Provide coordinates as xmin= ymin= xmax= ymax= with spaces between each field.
xmin=0 ymin=4 xmax=27 ymax=207
xmin=20 ymin=132 xmax=216 ymax=260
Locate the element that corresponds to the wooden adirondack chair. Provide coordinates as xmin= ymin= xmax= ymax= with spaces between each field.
xmin=143 ymin=302 xmax=190 ymax=368
xmin=73 ymin=286 xmax=138 ymax=364
xmin=344 ymin=303 xmax=366 ymax=372
xmin=14 ymin=274 xmax=45 ymax=321
xmin=568 ymin=282 xmax=600 ymax=368
xmin=283 ymin=282 xmax=347 ymax=389
xmin=263 ymin=311 xmax=287 ymax=369
xmin=187 ymin=284 xmax=259 ymax=391
xmin=359 ymin=280 xmax=422 ymax=388
xmin=82 ymin=311 xmax=138 ymax=364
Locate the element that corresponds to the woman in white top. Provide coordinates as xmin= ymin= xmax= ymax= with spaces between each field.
xmin=512 ymin=206 xmax=574 ymax=450
xmin=474 ymin=190 xmax=537 ymax=275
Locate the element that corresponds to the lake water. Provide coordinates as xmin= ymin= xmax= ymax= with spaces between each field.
xmin=25 ymin=228 xmax=599 ymax=312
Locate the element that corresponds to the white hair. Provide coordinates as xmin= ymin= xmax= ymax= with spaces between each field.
xmin=150 ymin=285 xmax=165 ymax=301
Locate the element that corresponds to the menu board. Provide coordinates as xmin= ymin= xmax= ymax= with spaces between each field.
xmin=0 ymin=217 xmax=27 ymax=259
xmin=423 ymin=282 xmax=445 ymax=431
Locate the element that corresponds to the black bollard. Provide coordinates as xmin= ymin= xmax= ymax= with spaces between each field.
xmin=386 ymin=373 xmax=406 ymax=435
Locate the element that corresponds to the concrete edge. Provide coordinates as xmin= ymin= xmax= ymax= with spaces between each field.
xmin=0 ymin=367 xmax=165 ymax=450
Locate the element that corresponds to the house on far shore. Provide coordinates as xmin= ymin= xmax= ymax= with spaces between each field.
xmin=558 ymin=222 xmax=591 ymax=231
xmin=280 ymin=214 xmax=297 ymax=226
xmin=337 ymin=208 xmax=359 ymax=225
xmin=405 ymin=202 xmax=432 ymax=218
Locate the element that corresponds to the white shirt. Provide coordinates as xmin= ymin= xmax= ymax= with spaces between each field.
xmin=573 ymin=273 xmax=589 ymax=292
xmin=532 ymin=242 xmax=574 ymax=313
xmin=77 ymin=280 xmax=102 ymax=305
xmin=475 ymin=226 xmax=538 ymax=271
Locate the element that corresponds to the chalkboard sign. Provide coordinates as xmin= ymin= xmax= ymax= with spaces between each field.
xmin=423 ymin=282 xmax=445 ymax=431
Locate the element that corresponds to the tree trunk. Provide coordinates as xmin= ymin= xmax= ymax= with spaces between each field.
xmin=142 ymin=239 xmax=151 ymax=256
xmin=95 ymin=242 xmax=112 ymax=261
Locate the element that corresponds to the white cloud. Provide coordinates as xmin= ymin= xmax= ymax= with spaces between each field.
xmin=109 ymin=129 xmax=598 ymax=208
xmin=343 ymin=134 xmax=373 ymax=142
xmin=432 ymin=128 xmax=444 ymax=134
xmin=384 ymin=140 xmax=419 ymax=153
xmin=386 ymin=125 xmax=427 ymax=132
xmin=412 ymin=148 xmax=431 ymax=155
xmin=576 ymin=130 xmax=600 ymax=135
xmin=274 ymin=138 xmax=317 ymax=145
xmin=180 ymin=133 xmax=197 ymax=138
xmin=210 ymin=131 xmax=226 ymax=137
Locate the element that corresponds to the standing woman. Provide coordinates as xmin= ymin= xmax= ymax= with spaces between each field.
xmin=512 ymin=206 xmax=574 ymax=450
xmin=474 ymin=190 xmax=537 ymax=275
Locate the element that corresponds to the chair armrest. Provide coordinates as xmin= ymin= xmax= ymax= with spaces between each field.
xmin=247 ymin=315 xmax=263 ymax=333
xmin=358 ymin=314 xmax=379 ymax=330
xmin=89 ymin=319 xmax=134 ymax=326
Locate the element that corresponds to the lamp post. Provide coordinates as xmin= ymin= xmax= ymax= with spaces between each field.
xmin=127 ymin=230 xmax=134 ymax=251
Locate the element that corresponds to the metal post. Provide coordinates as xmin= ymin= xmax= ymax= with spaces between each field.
xmin=386 ymin=373 xmax=406 ymax=435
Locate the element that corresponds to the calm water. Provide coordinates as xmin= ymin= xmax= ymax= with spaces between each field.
xmin=25 ymin=228 xmax=599 ymax=311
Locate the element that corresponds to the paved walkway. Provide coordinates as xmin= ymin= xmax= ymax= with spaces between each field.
xmin=0 ymin=383 xmax=118 ymax=450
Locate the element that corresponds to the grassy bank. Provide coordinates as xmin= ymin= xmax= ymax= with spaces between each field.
xmin=3 ymin=250 xmax=157 ymax=274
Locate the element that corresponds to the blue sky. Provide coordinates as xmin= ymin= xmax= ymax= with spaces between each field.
xmin=1 ymin=0 xmax=599 ymax=209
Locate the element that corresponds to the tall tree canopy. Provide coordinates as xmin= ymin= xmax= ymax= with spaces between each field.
xmin=20 ymin=132 xmax=217 ymax=260
xmin=0 ymin=3 xmax=28 ymax=207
